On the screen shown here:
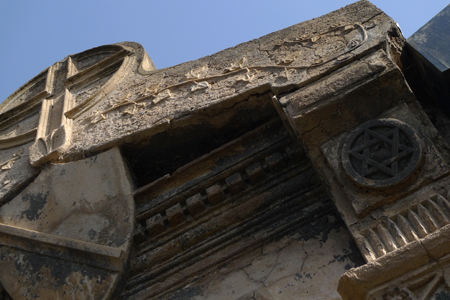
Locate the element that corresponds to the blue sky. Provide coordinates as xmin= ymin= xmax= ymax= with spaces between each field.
xmin=1 ymin=1 xmax=449 ymax=102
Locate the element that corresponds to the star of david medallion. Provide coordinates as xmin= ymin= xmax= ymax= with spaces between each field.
xmin=341 ymin=119 xmax=423 ymax=189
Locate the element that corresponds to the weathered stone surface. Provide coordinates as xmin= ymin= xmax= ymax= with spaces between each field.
xmin=339 ymin=223 xmax=450 ymax=299
xmin=177 ymin=224 xmax=359 ymax=300
xmin=340 ymin=118 xmax=423 ymax=189
xmin=121 ymin=118 xmax=364 ymax=299
xmin=0 ymin=147 xmax=134 ymax=299
xmin=321 ymin=103 xmax=450 ymax=218
xmin=0 ymin=142 xmax=39 ymax=207
xmin=0 ymin=43 xmax=154 ymax=168
xmin=0 ymin=1 xmax=395 ymax=169
xmin=0 ymin=100 xmax=41 ymax=207
xmin=3 ymin=0 xmax=450 ymax=299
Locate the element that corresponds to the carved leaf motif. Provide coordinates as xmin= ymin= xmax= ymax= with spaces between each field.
xmin=153 ymin=90 xmax=172 ymax=104
xmin=185 ymin=65 xmax=209 ymax=79
xmin=190 ymin=81 xmax=211 ymax=92
xmin=275 ymin=55 xmax=298 ymax=65
xmin=0 ymin=155 xmax=19 ymax=171
xmin=139 ymin=85 xmax=159 ymax=97
xmin=237 ymin=69 xmax=258 ymax=82
xmin=224 ymin=57 xmax=247 ymax=73
xmin=1 ymin=160 xmax=14 ymax=171
xmin=90 ymin=112 xmax=106 ymax=125
xmin=123 ymin=105 xmax=136 ymax=116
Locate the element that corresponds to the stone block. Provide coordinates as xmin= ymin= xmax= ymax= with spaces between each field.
xmin=186 ymin=193 xmax=205 ymax=216
xmin=206 ymin=184 xmax=225 ymax=205
xmin=321 ymin=104 xmax=450 ymax=217
xmin=265 ymin=152 xmax=285 ymax=172
xmin=166 ymin=203 xmax=185 ymax=226
xmin=245 ymin=162 xmax=265 ymax=184
xmin=225 ymin=172 xmax=246 ymax=194
xmin=146 ymin=214 xmax=166 ymax=235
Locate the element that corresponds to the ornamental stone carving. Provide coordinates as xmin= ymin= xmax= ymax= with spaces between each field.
xmin=0 ymin=1 xmax=450 ymax=299
xmin=341 ymin=118 xmax=423 ymax=189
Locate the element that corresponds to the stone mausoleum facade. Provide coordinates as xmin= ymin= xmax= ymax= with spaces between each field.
xmin=0 ymin=1 xmax=450 ymax=299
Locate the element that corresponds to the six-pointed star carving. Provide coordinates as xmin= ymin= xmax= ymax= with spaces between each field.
xmin=348 ymin=126 xmax=414 ymax=178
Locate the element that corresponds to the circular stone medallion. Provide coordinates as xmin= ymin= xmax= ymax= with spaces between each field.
xmin=341 ymin=118 xmax=423 ymax=189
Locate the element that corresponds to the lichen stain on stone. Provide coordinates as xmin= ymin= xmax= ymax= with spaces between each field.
xmin=296 ymin=212 xmax=343 ymax=244
xmin=16 ymin=251 xmax=110 ymax=290
xmin=325 ymin=240 xmax=366 ymax=270
xmin=20 ymin=191 xmax=49 ymax=221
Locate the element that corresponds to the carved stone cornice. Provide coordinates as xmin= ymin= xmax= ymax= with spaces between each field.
xmin=272 ymin=2 xmax=450 ymax=300
xmin=339 ymin=223 xmax=450 ymax=299
xmin=2 ymin=1 xmax=449 ymax=299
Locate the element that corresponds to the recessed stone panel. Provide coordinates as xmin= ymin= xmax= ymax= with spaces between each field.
xmin=321 ymin=104 xmax=450 ymax=216
xmin=341 ymin=118 xmax=423 ymax=189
